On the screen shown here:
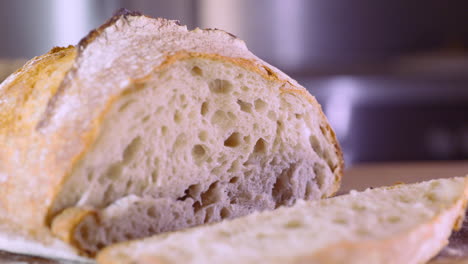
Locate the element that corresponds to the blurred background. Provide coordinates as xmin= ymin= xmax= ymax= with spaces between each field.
xmin=0 ymin=0 xmax=467 ymax=166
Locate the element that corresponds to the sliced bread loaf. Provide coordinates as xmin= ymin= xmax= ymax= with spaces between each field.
xmin=97 ymin=176 xmax=468 ymax=264
xmin=0 ymin=9 xmax=342 ymax=257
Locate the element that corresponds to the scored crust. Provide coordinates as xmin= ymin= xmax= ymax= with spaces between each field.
xmin=0 ymin=9 xmax=343 ymax=257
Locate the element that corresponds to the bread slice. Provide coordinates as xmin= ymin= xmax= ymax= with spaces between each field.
xmin=96 ymin=176 xmax=468 ymax=264
xmin=0 ymin=9 xmax=342 ymax=257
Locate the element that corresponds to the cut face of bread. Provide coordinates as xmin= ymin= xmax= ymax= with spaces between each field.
xmin=50 ymin=54 xmax=340 ymax=254
xmin=97 ymin=176 xmax=468 ymax=264
xmin=0 ymin=10 xmax=342 ymax=258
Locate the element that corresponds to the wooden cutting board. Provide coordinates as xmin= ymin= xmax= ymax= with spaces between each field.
xmin=1 ymin=161 xmax=467 ymax=263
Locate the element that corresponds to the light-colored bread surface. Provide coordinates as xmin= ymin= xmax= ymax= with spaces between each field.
xmin=97 ymin=176 xmax=468 ymax=264
xmin=0 ymin=10 xmax=342 ymax=257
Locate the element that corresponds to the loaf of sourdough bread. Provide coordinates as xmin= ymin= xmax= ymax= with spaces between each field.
xmin=0 ymin=9 xmax=342 ymax=258
xmin=97 ymin=176 xmax=468 ymax=264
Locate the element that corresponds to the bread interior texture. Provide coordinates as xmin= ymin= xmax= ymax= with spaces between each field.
xmin=50 ymin=57 xmax=339 ymax=253
xmin=98 ymin=177 xmax=467 ymax=264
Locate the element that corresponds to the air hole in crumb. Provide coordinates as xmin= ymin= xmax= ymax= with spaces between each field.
xmin=192 ymin=144 xmax=207 ymax=161
xmin=191 ymin=66 xmax=203 ymax=76
xmin=254 ymin=99 xmax=268 ymax=112
xmin=284 ymin=220 xmax=302 ymax=229
xmin=310 ymin=135 xmax=323 ymax=157
xmin=148 ymin=226 xmax=157 ymax=234
xmin=211 ymin=166 xmax=224 ymax=176
xmin=227 ymin=111 xmax=237 ymax=120
xmin=96 ymin=242 xmax=105 ymax=250
xmin=267 ymin=111 xmax=276 ymax=120
xmin=193 ymin=201 xmax=202 ymax=213
xmin=356 ymin=229 xmax=370 ymax=236
xmin=161 ymin=126 xmax=168 ymax=136
xmin=151 ymin=170 xmax=158 ymax=183
xmin=87 ymin=172 xmax=93 ymax=181
xmin=305 ymin=182 xmax=313 ymax=198
xmin=155 ymin=106 xmax=164 ymax=114
xmin=204 ymin=207 xmax=215 ymax=223
xmin=201 ymin=101 xmax=209 ymax=116
xmin=314 ymin=163 xmax=326 ymax=188
xmin=79 ymin=225 xmax=89 ymax=241
xmin=217 ymin=230 xmax=231 ymax=237
xmin=147 ymin=206 xmax=157 ymax=218
xmin=241 ymin=86 xmax=249 ymax=92
xmin=187 ymin=184 xmax=203 ymax=199
xmin=211 ymin=110 xmax=227 ymax=125
xmin=399 ymin=195 xmax=412 ymax=203
xmin=229 ymin=176 xmax=240 ymax=184
xmin=387 ymin=216 xmax=401 ymax=223
xmin=333 ymin=218 xmax=348 ymax=225
xmin=220 ymin=207 xmax=231 ymax=219
xmin=173 ymin=212 xmax=181 ymax=220
xmin=201 ymin=181 xmax=220 ymax=206
xmin=237 ymin=100 xmax=253 ymax=113
xmin=228 ymin=160 xmax=241 ymax=173
xmin=123 ymin=137 xmax=142 ymax=163
xmin=224 ymin=132 xmax=242 ymax=148
xmin=198 ymin=131 xmax=208 ymax=141
xmin=253 ymin=138 xmax=267 ymax=154
xmin=118 ymin=100 xmax=135 ymax=112
xmin=351 ymin=203 xmax=366 ymax=211
xmin=103 ymin=184 xmax=115 ymax=202
xmin=105 ymin=163 xmax=123 ymax=181
xmin=142 ymin=115 xmax=150 ymax=123
xmin=126 ymin=180 xmax=133 ymax=190
xmin=236 ymin=73 xmax=243 ymax=79
xmin=173 ymin=133 xmax=187 ymax=149
xmin=209 ymin=79 xmax=233 ymax=94
xmin=174 ymin=110 xmax=182 ymax=123
xmin=272 ymin=165 xmax=296 ymax=208
xmin=244 ymin=135 xmax=251 ymax=143
xmin=425 ymin=192 xmax=438 ymax=202
xmin=295 ymin=113 xmax=303 ymax=119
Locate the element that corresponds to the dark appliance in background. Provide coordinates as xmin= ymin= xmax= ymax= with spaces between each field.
xmin=301 ymin=76 xmax=468 ymax=165
xmin=0 ymin=0 xmax=467 ymax=165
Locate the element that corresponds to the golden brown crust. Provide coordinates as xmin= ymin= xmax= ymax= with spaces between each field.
xmin=51 ymin=207 xmax=96 ymax=245
xmin=0 ymin=46 xmax=76 ymax=227
xmin=0 ymin=46 xmax=75 ymax=133
xmin=47 ymin=52 xmax=344 ymax=250
xmin=278 ymin=86 xmax=344 ymax=197
xmin=0 ymin=11 xmax=343 ymax=258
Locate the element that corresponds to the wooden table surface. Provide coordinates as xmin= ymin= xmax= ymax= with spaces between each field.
xmin=1 ymin=161 xmax=467 ymax=263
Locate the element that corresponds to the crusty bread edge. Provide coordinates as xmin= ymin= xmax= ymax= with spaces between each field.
xmin=0 ymin=217 xmax=93 ymax=263
xmin=297 ymin=176 xmax=468 ymax=264
xmin=95 ymin=177 xmax=468 ymax=264
xmin=47 ymin=51 xmax=344 ymax=255
xmin=39 ymin=11 xmax=342 ymax=224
